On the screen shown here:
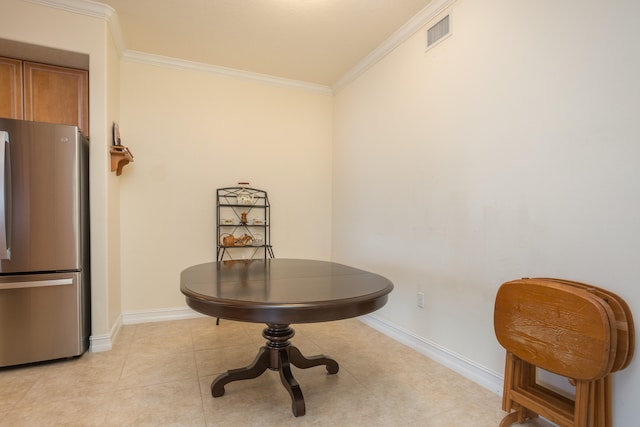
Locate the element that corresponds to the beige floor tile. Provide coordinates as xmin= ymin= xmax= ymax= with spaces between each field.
xmin=194 ymin=343 xmax=264 ymax=377
xmin=336 ymin=340 xmax=441 ymax=382
xmin=190 ymin=320 xmax=256 ymax=351
xmin=300 ymin=320 xmax=390 ymax=355
xmin=16 ymin=356 xmax=121 ymax=407
xmin=288 ymin=360 xmax=360 ymax=394
xmin=128 ymin=329 xmax=195 ymax=355
xmin=71 ymin=347 xmax=128 ymax=372
xmin=363 ymin=370 xmax=465 ymax=420
xmin=113 ymin=324 xmax=137 ymax=344
xmin=0 ymin=393 xmax=112 ymax=427
xmin=104 ymin=378 xmax=205 ymax=427
xmin=200 ymin=370 xmax=402 ymax=426
xmin=0 ymin=318 xmax=561 ymax=426
xmin=117 ymin=350 xmax=197 ymax=390
xmin=132 ymin=319 xmax=192 ymax=338
xmin=0 ymin=363 xmax=43 ymax=409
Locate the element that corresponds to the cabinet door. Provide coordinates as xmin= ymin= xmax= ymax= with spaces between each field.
xmin=0 ymin=57 xmax=23 ymax=120
xmin=23 ymin=62 xmax=89 ymax=135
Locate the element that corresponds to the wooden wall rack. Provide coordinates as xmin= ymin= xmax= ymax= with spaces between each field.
xmin=110 ymin=145 xmax=134 ymax=176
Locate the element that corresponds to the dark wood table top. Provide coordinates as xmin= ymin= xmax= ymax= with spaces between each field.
xmin=181 ymin=258 xmax=393 ymax=324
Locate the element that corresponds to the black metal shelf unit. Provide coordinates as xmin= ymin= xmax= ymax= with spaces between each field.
xmin=216 ymin=186 xmax=274 ymax=261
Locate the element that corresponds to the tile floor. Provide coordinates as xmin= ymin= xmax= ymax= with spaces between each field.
xmin=0 ymin=317 xmax=553 ymax=426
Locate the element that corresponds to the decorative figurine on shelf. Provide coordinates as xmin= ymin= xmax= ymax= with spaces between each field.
xmin=236 ymin=233 xmax=253 ymax=246
xmin=236 ymin=182 xmax=254 ymax=205
xmin=221 ymin=234 xmax=236 ymax=247
xmin=240 ymin=212 xmax=248 ymax=224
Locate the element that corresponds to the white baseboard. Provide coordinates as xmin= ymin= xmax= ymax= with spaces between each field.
xmin=103 ymin=306 xmax=503 ymax=396
xmin=89 ymin=308 xmax=201 ymax=352
xmin=89 ymin=313 xmax=122 ymax=352
xmin=89 ymin=333 xmax=113 ymax=352
xmin=359 ymin=313 xmax=504 ymax=395
xmin=121 ymin=307 xmax=205 ymax=325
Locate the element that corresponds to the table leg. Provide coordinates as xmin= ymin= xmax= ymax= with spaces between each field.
xmin=289 ymin=346 xmax=339 ymax=374
xmin=278 ymin=347 xmax=306 ymax=416
xmin=209 ymin=323 xmax=339 ymax=417
xmin=211 ymin=346 xmax=270 ymax=397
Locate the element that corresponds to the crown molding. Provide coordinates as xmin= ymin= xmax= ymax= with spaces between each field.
xmin=23 ymin=0 xmax=330 ymax=93
xmin=122 ymin=50 xmax=332 ymax=94
xmin=25 ymin=0 xmax=109 ymax=19
xmin=24 ymin=0 xmax=455 ymax=94
xmin=24 ymin=0 xmax=126 ymax=53
xmin=332 ymin=0 xmax=457 ymax=93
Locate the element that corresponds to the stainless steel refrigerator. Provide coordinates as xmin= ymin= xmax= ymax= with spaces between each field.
xmin=0 ymin=118 xmax=90 ymax=367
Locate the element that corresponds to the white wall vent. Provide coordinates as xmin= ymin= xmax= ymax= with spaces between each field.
xmin=425 ymin=14 xmax=451 ymax=50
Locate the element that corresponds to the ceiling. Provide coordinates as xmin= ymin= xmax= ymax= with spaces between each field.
xmin=98 ymin=0 xmax=433 ymax=87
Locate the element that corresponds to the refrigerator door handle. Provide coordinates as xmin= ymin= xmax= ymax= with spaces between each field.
xmin=0 ymin=131 xmax=11 ymax=260
xmin=0 ymin=278 xmax=74 ymax=290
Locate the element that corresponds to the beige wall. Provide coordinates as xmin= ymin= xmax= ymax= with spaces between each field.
xmin=0 ymin=0 xmax=119 ymax=342
xmin=333 ymin=0 xmax=640 ymax=424
xmin=106 ymin=25 xmax=123 ymax=330
xmin=118 ymin=60 xmax=333 ymax=311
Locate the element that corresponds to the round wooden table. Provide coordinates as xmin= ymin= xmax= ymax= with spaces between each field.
xmin=180 ymin=258 xmax=393 ymax=417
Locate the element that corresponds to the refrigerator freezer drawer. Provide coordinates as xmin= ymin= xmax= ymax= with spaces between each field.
xmin=0 ymin=272 xmax=88 ymax=367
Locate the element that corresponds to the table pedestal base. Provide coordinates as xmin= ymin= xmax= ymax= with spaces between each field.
xmin=210 ymin=324 xmax=339 ymax=417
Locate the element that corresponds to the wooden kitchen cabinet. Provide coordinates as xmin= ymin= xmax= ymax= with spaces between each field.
xmin=0 ymin=57 xmax=23 ymax=119
xmin=0 ymin=57 xmax=89 ymax=136
xmin=23 ymin=62 xmax=89 ymax=136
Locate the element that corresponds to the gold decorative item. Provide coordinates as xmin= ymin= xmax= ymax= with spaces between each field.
xmin=220 ymin=233 xmax=253 ymax=247
xmin=220 ymin=234 xmax=236 ymax=247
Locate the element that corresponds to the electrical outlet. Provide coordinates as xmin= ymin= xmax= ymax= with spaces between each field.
xmin=417 ymin=292 xmax=425 ymax=308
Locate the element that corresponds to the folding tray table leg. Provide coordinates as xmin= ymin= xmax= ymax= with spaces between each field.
xmin=603 ymin=375 xmax=612 ymax=427
xmin=587 ymin=380 xmax=596 ymax=427
xmin=574 ymin=380 xmax=591 ymax=427
xmin=503 ymin=352 xmax=516 ymax=412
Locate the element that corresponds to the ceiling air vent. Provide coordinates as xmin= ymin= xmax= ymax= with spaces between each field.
xmin=425 ymin=14 xmax=451 ymax=50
